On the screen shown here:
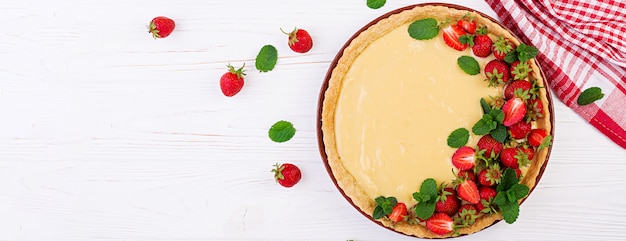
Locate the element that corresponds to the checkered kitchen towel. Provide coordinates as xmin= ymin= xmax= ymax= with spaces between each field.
xmin=485 ymin=0 xmax=626 ymax=149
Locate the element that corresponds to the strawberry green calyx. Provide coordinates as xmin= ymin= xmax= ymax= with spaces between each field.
xmin=227 ymin=63 xmax=246 ymax=79
xmin=271 ymin=163 xmax=285 ymax=181
xmin=149 ymin=22 xmax=161 ymax=39
xmin=493 ymin=36 xmax=514 ymax=55
xmin=514 ymin=149 xmax=531 ymax=167
xmin=475 ymin=26 xmax=488 ymax=35
xmin=281 ymin=27 xmax=300 ymax=45
xmin=512 ymin=62 xmax=532 ymax=80
xmin=485 ymin=69 xmax=505 ymax=87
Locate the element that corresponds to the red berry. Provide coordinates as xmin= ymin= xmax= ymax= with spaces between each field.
xmin=457 ymin=170 xmax=476 ymax=182
xmin=479 ymin=186 xmax=497 ymax=201
xmin=500 ymin=147 xmax=521 ymax=169
xmin=528 ymin=128 xmax=550 ymax=147
xmin=442 ymin=25 xmax=468 ymax=51
xmin=435 ymin=188 xmax=461 ymax=217
xmin=283 ymin=27 xmax=313 ymax=53
xmin=509 ymin=121 xmax=532 ymax=139
xmin=478 ymin=165 xmax=502 ymax=186
xmin=272 ymin=163 xmax=301 ymax=188
xmin=492 ymin=36 xmax=514 ymax=60
xmin=504 ymin=80 xmax=532 ymax=99
xmin=149 ymin=16 xmax=175 ymax=39
xmin=502 ymin=97 xmax=527 ymax=127
xmin=510 ymin=60 xmax=533 ymax=80
xmin=457 ymin=15 xmax=477 ymax=34
xmin=476 ymin=134 xmax=503 ymax=158
xmin=484 ymin=60 xmax=511 ymax=87
xmin=220 ymin=64 xmax=246 ymax=97
xmin=472 ymin=34 xmax=493 ymax=58
xmin=456 ymin=204 xmax=478 ymax=225
xmin=451 ymin=146 xmax=476 ymax=171
xmin=426 ymin=213 xmax=454 ymax=235
xmin=388 ymin=202 xmax=408 ymax=223
xmin=457 ymin=179 xmax=480 ymax=204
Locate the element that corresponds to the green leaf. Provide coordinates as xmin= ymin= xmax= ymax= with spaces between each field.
xmin=501 ymin=201 xmax=520 ymax=224
xmin=415 ymin=201 xmax=436 ymax=220
xmin=480 ymin=98 xmax=491 ymax=114
xmin=372 ymin=206 xmax=385 ymax=219
xmin=510 ymin=183 xmax=530 ymax=200
xmin=497 ymin=168 xmax=519 ymax=192
xmin=255 ymin=45 xmax=278 ymax=72
xmin=472 ymin=115 xmax=497 ymax=135
xmin=408 ymin=18 xmax=439 ymax=40
xmin=493 ymin=191 xmax=507 ymax=207
xmin=374 ymin=196 xmax=386 ymax=206
xmin=490 ymin=124 xmax=508 ymax=143
xmin=517 ymin=44 xmax=538 ymax=62
xmin=490 ymin=109 xmax=505 ymax=124
xmin=577 ymin=87 xmax=604 ymax=106
xmin=412 ymin=192 xmax=427 ymax=202
xmin=504 ymin=51 xmax=518 ymax=64
xmin=366 ymin=0 xmax=386 ymax=9
xmin=506 ymin=189 xmax=517 ymax=202
xmin=420 ymin=178 xmax=438 ymax=197
xmin=457 ymin=56 xmax=480 ymax=75
xmin=447 ymin=128 xmax=470 ymax=148
xmin=268 ymin=120 xmax=296 ymax=143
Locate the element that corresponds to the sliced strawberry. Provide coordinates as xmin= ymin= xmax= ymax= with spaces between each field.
xmin=509 ymin=121 xmax=532 ymax=139
xmin=388 ymin=202 xmax=408 ymax=223
xmin=457 ymin=179 xmax=480 ymax=204
xmin=476 ymin=134 xmax=503 ymax=158
xmin=426 ymin=213 xmax=454 ymax=235
xmin=442 ymin=24 xmax=468 ymax=51
xmin=451 ymin=146 xmax=476 ymax=171
xmin=504 ymin=80 xmax=532 ymax=100
xmin=528 ymin=128 xmax=551 ymax=148
xmin=502 ymin=97 xmax=527 ymax=126
xmin=457 ymin=15 xmax=477 ymax=34
xmin=435 ymin=188 xmax=461 ymax=217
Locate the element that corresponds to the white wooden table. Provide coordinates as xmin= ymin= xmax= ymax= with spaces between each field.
xmin=1 ymin=0 xmax=625 ymax=240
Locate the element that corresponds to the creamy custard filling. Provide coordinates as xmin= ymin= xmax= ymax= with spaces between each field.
xmin=335 ymin=23 xmax=501 ymax=205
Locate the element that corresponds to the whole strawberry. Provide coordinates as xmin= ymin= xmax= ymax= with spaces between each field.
xmin=282 ymin=27 xmax=313 ymax=53
xmin=472 ymin=27 xmax=493 ymax=57
xmin=504 ymin=80 xmax=532 ymax=99
xmin=272 ymin=163 xmax=301 ymax=188
xmin=509 ymin=121 xmax=532 ymax=139
xmin=510 ymin=60 xmax=532 ymax=80
xmin=220 ymin=64 xmax=246 ymax=97
xmin=435 ymin=188 xmax=461 ymax=217
xmin=476 ymin=134 xmax=503 ymax=158
xmin=484 ymin=59 xmax=511 ymax=87
xmin=149 ymin=16 xmax=175 ymax=39
xmin=492 ymin=36 xmax=514 ymax=60
xmin=456 ymin=204 xmax=478 ymax=225
xmin=478 ymin=164 xmax=502 ymax=186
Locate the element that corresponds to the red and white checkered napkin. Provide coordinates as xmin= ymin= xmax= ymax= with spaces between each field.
xmin=485 ymin=0 xmax=626 ymax=149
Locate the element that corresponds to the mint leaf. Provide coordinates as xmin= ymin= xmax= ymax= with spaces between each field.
xmin=366 ymin=0 xmax=386 ymax=9
xmin=504 ymin=51 xmax=517 ymax=64
xmin=472 ymin=115 xmax=497 ymax=135
xmin=408 ymin=18 xmax=439 ymax=40
xmin=497 ymin=168 xmax=518 ymax=192
xmin=490 ymin=124 xmax=508 ymax=143
xmin=501 ymin=201 xmax=520 ymax=224
xmin=372 ymin=206 xmax=385 ymax=219
xmin=415 ymin=201 xmax=436 ymax=220
xmin=490 ymin=109 xmax=505 ymax=124
xmin=577 ymin=87 xmax=604 ymax=106
xmin=510 ymin=183 xmax=530 ymax=200
xmin=457 ymin=56 xmax=480 ymax=75
xmin=480 ymin=98 xmax=491 ymax=114
xmin=447 ymin=128 xmax=469 ymax=148
xmin=374 ymin=196 xmax=386 ymax=206
xmin=493 ymin=191 xmax=507 ymax=207
xmin=420 ymin=178 xmax=438 ymax=197
xmin=255 ymin=45 xmax=278 ymax=72
xmin=517 ymin=44 xmax=538 ymax=62
xmin=268 ymin=120 xmax=296 ymax=143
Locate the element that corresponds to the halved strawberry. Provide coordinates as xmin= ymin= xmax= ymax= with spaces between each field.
xmin=435 ymin=188 xmax=461 ymax=217
xmin=388 ymin=202 xmax=408 ymax=223
xmin=502 ymin=97 xmax=527 ymax=126
xmin=509 ymin=121 xmax=532 ymax=139
xmin=442 ymin=24 xmax=468 ymax=51
xmin=476 ymin=134 xmax=503 ymax=158
xmin=426 ymin=213 xmax=454 ymax=235
xmin=451 ymin=146 xmax=476 ymax=171
xmin=528 ymin=128 xmax=551 ymax=148
xmin=456 ymin=179 xmax=480 ymax=204
xmin=504 ymin=80 xmax=532 ymax=100
xmin=457 ymin=14 xmax=477 ymax=34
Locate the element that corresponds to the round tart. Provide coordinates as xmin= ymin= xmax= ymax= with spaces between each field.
xmin=317 ymin=3 xmax=554 ymax=238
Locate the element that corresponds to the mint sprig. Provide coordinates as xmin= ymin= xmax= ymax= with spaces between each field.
xmin=458 ymin=56 xmax=480 ymax=75
xmin=373 ymin=196 xmax=397 ymax=219
xmin=447 ymin=128 xmax=469 ymax=148
xmin=412 ymin=178 xmax=438 ymax=220
xmin=494 ymin=168 xmax=530 ymax=224
xmin=256 ymin=45 xmax=278 ymax=72
xmin=408 ymin=18 xmax=439 ymax=40
xmin=268 ymin=120 xmax=296 ymax=143
xmin=577 ymin=87 xmax=604 ymax=106
xmin=472 ymin=109 xmax=504 ymax=135
xmin=504 ymin=43 xmax=538 ymax=63
xmin=366 ymin=0 xmax=386 ymax=9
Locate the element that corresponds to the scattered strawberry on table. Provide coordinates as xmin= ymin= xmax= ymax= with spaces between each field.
xmin=219 ymin=64 xmax=246 ymax=97
xmin=282 ymin=27 xmax=313 ymax=53
xmin=272 ymin=163 xmax=301 ymax=188
xmin=148 ymin=16 xmax=175 ymax=39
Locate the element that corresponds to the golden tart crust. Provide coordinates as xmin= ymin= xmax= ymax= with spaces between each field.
xmin=320 ymin=4 xmax=552 ymax=238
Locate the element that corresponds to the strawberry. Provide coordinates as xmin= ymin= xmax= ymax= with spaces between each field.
xmin=509 ymin=121 xmax=532 ymax=139
xmin=500 ymin=147 xmax=521 ymax=169
xmin=514 ymin=168 xmax=522 ymax=178
xmin=456 ymin=204 xmax=478 ymax=225
xmin=504 ymin=80 xmax=532 ymax=100
xmin=426 ymin=213 xmax=454 ymax=235
xmin=492 ymin=36 xmax=514 ymax=60
xmin=528 ymin=128 xmax=551 ymax=148
xmin=510 ymin=60 xmax=532 ymax=80
xmin=476 ymin=186 xmax=498 ymax=214
xmin=479 ymin=186 xmax=497 ymax=201
xmin=457 ymin=14 xmax=477 ymax=34
xmin=502 ymin=97 xmax=527 ymax=126
xmin=451 ymin=146 xmax=476 ymax=171
xmin=520 ymin=146 xmax=535 ymax=160
xmin=220 ymin=64 xmax=246 ymax=97
xmin=484 ymin=60 xmax=511 ymax=87
xmin=478 ymin=164 xmax=502 ymax=186
xmin=526 ymin=98 xmax=545 ymax=122
xmin=476 ymin=134 xmax=503 ymax=158
xmin=388 ymin=202 xmax=408 ymax=223
xmin=148 ymin=16 xmax=175 ymax=39
xmin=272 ymin=163 xmax=301 ymax=188
xmin=435 ymin=188 xmax=461 ymax=217
xmin=282 ymin=27 xmax=313 ymax=53
xmin=456 ymin=179 xmax=480 ymax=204
xmin=457 ymin=170 xmax=476 ymax=182
xmin=442 ymin=24 xmax=468 ymax=51
xmin=471 ymin=27 xmax=493 ymax=57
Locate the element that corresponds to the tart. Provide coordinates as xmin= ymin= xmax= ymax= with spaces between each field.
xmin=317 ymin=4 xmax=554 ymax=238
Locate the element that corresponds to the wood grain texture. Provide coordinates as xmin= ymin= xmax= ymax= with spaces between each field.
xmin=0 ymin=0 xmax=625 ymax=240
